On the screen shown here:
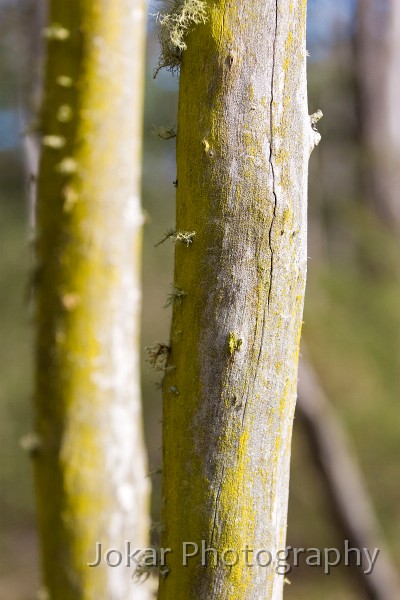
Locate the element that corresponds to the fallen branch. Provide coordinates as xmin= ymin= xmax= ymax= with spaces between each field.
xmin=297 ymin=354 xmax=400 ymax=600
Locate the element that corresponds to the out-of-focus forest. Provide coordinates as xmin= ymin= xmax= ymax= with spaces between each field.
xmin=0 ymin=0 xmax=398 ymax=598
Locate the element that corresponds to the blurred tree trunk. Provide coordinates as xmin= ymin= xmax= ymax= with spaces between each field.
xmin=34 ymin=2 xmax=150 ymax=599
xmin=356 ymin=0 xmax=400 ymax=229
xmin=158 ymin=1 xmax=319 ymax=599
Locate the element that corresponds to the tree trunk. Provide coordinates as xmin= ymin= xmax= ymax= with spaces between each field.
xmin=33 ymin=2 xmax=150 ymax=599
xmin=158 ymin=1 xmax=318 ymax=599
xmin=356 ymin=0 xmax=400 ymax=229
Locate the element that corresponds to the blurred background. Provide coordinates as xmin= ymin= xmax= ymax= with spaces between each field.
xmin=0 ymin=0 xmax=398 ymax=598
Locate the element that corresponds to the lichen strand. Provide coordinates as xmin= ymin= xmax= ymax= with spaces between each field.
xmin=159 ymin=1 xmax=309 ymax=599
xmin=34 ymin=2 xmax=150 ymax=599
xmin=155 ymin=0 xmax=208 ymax=76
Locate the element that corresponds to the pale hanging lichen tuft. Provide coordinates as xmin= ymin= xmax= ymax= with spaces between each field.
xmin=154 ymin=0 xmax=208 ymax=77
xmin=165 ymin=285 xmax=187 ymax=307
xmin=133 ymin=548 xmax=170 ymax=582
xmin=174 ymin=230 xmax=196 ymax=246
xmin=145 ymin=342 xmax=171 ymax=371
xmin=155 ymin=229 xmax=196 ymax=247
xmin=20 ymin=432 xmax=42 ymax=455
xmin=150 ymin=124 xmax=177 ymax=140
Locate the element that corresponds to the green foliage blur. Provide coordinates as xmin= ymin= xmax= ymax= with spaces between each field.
xmin=0 ymin=1 xmax=398 ymax=598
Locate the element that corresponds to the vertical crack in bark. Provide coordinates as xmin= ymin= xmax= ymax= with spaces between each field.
xmin=241 ymin=308 xmax=266 ymax=428
xmin=209 ymin=467 xmax=225 ymax=551
xmin=267 ymin=0 xmax=278 ymax=310
xmin=241 ymin=3 xmax=279 ymax=431
xmin=241 ymin=6 xmax=278 ymax=430
xmin=241 ymin=393 xmax=249 ymax=428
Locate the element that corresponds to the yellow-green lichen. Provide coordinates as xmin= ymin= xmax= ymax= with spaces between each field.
xmin=214 ymin=427 xmax=256 ymax=598
xmin=228 ymin=331 xmax=242 ymax=356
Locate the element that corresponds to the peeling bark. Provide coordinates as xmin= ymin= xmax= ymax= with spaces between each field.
xmin=33 ymin=2 xmax=150 ymax=599
xmin=158 ymin=1 xmax=316 ymax=599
